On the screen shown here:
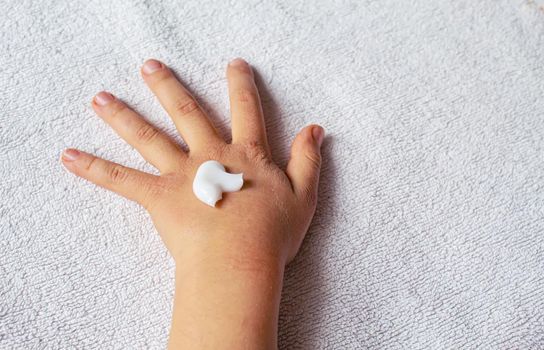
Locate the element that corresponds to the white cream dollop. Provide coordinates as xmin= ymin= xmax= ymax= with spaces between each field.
xmin=192 ymin=160 xmax=244 ymax=207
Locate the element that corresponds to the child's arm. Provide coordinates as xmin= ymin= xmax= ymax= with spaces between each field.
xmin=61 ymin=58 xmax=324 ymax=349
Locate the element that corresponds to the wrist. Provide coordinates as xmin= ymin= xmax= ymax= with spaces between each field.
xmin=169 ymin=243 xmax=285 ymax=349
xmin=172 ymin=226 xmax=287 ymax=277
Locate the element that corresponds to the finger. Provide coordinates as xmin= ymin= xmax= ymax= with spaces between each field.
xmin=92 ymin=91 xmax=186 ymax=174
xmin=226 ymin=58 xmax=269 ymax=152
xmin=61 ymin=148 xmax=160 ymax=209
xmin=285 ymin=125 xmax=324 ymax=208
xmin=141 ymin=59 xmax=223 ymax=152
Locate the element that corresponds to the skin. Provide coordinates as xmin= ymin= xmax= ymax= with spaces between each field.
xmin=61 ymin=58 xmax=324 ymax=349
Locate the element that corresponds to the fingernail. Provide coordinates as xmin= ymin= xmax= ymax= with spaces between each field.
xmin=229 ymin=58 xmax=247 ymax=67
xmin=312 ymin=126 xmax=324 ymax=147
xmin=62 ymin=149 xmax=80 ymax=162
xmin=142 ymin=59 xmax=163 ymax=74
xmin=94 ymin=91 xmax=114 ymax=106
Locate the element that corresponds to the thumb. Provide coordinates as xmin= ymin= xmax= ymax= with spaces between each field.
xmin=286 ymin=124 xmax=324 ymax=208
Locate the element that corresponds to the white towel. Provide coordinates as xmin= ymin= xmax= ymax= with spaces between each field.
xmin=1 ymin=0 xmax=543 ymax=348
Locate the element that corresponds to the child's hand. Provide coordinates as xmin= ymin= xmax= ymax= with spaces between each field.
xmin=61 ymin=58 xmax=324 ymax=349
xmin=62 ymin=58 xmax=323 ymax=267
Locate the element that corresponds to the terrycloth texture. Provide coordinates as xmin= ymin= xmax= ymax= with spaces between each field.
xmin=1 ymin=0 xmax=543 ymax=348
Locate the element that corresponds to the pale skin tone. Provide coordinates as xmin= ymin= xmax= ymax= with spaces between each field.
xmin=61 ymin=58 xmax=324 ymax=349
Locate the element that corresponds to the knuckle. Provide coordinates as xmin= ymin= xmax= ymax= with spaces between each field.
xmin=84 ymin=157 xmax=99 ymax=172
xmin=135 ymin=124 xmax=159 ymax=144
xmin=300 ymin=185 xmax=318 ymax=208
xmin=196 ymin=143 xmax=228 ymax=163
xmin=107 ymin=164 xmax=129 ymax=183
xmin=246 ymin=139 xmax=265 ymax=150
xmin=235 ymin=88 xmax=257 ymax=103
xmin=244 ymin=141 xmax=269 ymax=164
xmin=108 ymin=102 xmax=128 ymax=119
xmin=139 ymin=180 xmax=162 ymax=211
xmin=174 ymin=98 xmax=199 ymax=117
xmin=304 ymin=152 xmax=321 ymax=170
